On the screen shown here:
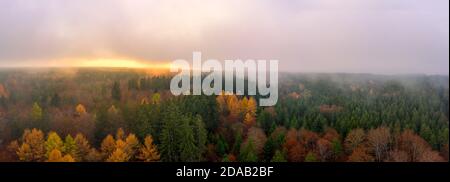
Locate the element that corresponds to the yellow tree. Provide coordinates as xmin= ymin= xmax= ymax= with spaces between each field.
xmin=20 ymin=128 xmax=45 ymax=161
xmin=17 ymin=143 xmax=33 ymax=161
xmin=246 ymin=97 xmax=257 ymax=116
xmin=106 ymin=148 xmax=128 ymax=162
xmin=47 ymin=149 xmax=76 ymax=162
xmin=227 ymin=95 xmax=240 ymax=122
xmin=45 ymin=132 xmax=64 ymax=157
xmin=243 ymin=112 xmax=256 ymax=128
xmin=101 ymin=135 xmax=116 ymax=159
xmin=116 ymin=128 xmax=125 ymax=141
xmin=75 ymin=104 xmax=87 ymax=116
xmin=124 ymin=133 xmax=140 ymax=160
xmin=47 ymin=149 xmax=63 ymax=162
xmin=107 ymin=139 xmax=130 ymax=162
xmin=138 ymin=135 xmax=160 ymax=162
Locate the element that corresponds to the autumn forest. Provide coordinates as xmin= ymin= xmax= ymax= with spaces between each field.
xmin=0 ymin=68 xmax=448 ymax=162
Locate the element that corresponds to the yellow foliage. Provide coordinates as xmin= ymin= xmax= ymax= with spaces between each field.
xmin=138 ymin=135 xmax=160 ymax=162
xmin=75 ymin=104 xmax=87 ymax=115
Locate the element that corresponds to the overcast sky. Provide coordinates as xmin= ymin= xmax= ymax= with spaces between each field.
xmin=0 ymin=0 xmax=448 ymax=74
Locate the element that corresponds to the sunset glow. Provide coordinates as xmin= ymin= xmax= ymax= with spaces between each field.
xmin=76 ymin=59 xmax=171 ymax=69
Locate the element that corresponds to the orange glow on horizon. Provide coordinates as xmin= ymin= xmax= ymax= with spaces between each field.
xmin=76 ymin=58 xmax=171 ymax=69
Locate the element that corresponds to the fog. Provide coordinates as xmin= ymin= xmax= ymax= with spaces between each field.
xmin=0 ymin=0 xmax=448 ymax=75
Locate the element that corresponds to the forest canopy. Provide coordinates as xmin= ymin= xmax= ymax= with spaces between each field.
xmin=0 ymin=68 xmax=448 ymax=162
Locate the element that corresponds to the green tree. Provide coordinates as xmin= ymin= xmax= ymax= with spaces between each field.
xmin=62 ymin=135 xmax=77 ymax=158
xmin=112 ymin=81 xmax=121 ymax=101
xmin=271 ymin=150 xmax=287 ymax=162
xmin=45 ymin=132 xmax=63 ymax=157
xmin=239 ymin=139 xmax=258 ymax=162
xmin=179 ymin=118 xmax=197 ymax=162
xmin=304 ymin=152 xmax=317 ymax=162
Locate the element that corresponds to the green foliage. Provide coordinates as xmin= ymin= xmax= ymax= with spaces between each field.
xmin=271 ymin=150 xmax=287 ymax=162
xmin=304 ymin=152 xmax=317 ymax=162
xmin=112 ymin=81 xmax=121 ymax=101
xmin=239 ymin=139 xmax=258 ymax=162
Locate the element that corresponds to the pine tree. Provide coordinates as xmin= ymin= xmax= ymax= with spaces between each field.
xmin=160 ymin=103 xmax=181 ymax=162
xmin=271 ymin=150 xmax=287 ymax=162
xmin=239 ymin=139 xmax=258 ymax=162
xmin=192 ymin=115 xmax=207 ymax=161
xmin=304 ymin=152 xmax=317 ymax=162
xmin=112 ymin=81 xmax=121 ymax=101
xmin=31 ymin=102 xmax=43 ymax=122
xmin=179 ymin=118 xmax=197 ymax=162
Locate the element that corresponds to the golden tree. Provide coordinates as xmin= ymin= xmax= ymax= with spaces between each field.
xmin=138 ymin=135 xmax=160 ymax=162
xmin=20 ymin=128 xmax=46 ymax=161
xmin=75 ymin=104 xmax=87 ymax=116
xmin=100 ymin=135 xmax=116 ymax=159
xmin=17 ymin=143 xmax=33 ymax=161
xmin=124 ymin=133 xmax=140 ymax=159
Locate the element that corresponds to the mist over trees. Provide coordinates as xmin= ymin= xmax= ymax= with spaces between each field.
xmin=0 ymin=68 xmax=448 ymax=162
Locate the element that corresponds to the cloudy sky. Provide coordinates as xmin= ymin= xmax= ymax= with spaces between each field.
xmin=0 ymin=0 xmax=448 ymax=74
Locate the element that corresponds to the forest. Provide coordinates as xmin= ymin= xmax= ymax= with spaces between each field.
xmin=0 ymin=68 xmax=448 ymax=162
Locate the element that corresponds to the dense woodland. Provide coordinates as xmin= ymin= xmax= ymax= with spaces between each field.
xmin=0 ymin=68 xmax=448 ymax=162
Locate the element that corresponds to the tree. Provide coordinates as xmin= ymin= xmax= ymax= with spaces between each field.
xmin=160 ymin=103 xmax=182 ymax=162
xmin=288 ymin=143 xmax=306 ymax=162
xmin=348 ymin=146 xmax=374 ymax=162
xmin=271 ymin=150 xmax=287 ymax=162
xmin=19 ymin=128 xmax=45 ymax=161
xmin=31 ymin=102 xmax=43 ymax=122
xmin=191 ymin=115 xmax=207 ymax=160
xmin=100 ymin=135 xmax=116 ymax=159
xmin=243 ymin=112 xmax=256 ymax=128
xmin=47 ymin=149 xmax=63 ymax=162
xmin=74 ymin=133 xmax=91 ymax=161
xmin=367 ymin=127 xmax=391 ymax=162
xmin=62 ymin=135 xmax=77 ymax=158
xmin=179 ymin=118 xmax=197 ymax=162
xmin=112 ymin=81 xmax=121 ymax=101
xmin=124 ymin=133 xmax=140 ymax=160
xmin=317 ymin=138 xmax=332 ymax=162
xmin=299 ymin=129 xmax=319 ymax=151
xmin=116 ymin=128 xmax=125 ymax=141
xmin=106 ymin=139 xmax=130 ymax=162
xmin=245 ymin=127 xmax=267 ymax=156
xmin=47 ymin=149 xmax=75 ymax=162
xmin=304 ymin=152 xmax=317 ymax=162
xmin=17 ymin=143 xmax=33 ymax=161
xmin=75 ymin=104 xmax=87 ymax=116
xmin=344 ymin=128 xmax=366 ymax=154
xmin=138 ymin=135 xmax=160 ymax=162
xmin=151 ymin=93 xmax=161 ymax=104
xmin=397 ymin=130 xmax=431 ymax=162
xmin=263 ymin=137 xmax=275 ymax=162
xmin=45 ymin=132 xmax=63 ymax=157
xmin=240 ymin=139 xmax=258 ymax=162
xmin=106 ymin=148 xmax=128 ymax=162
